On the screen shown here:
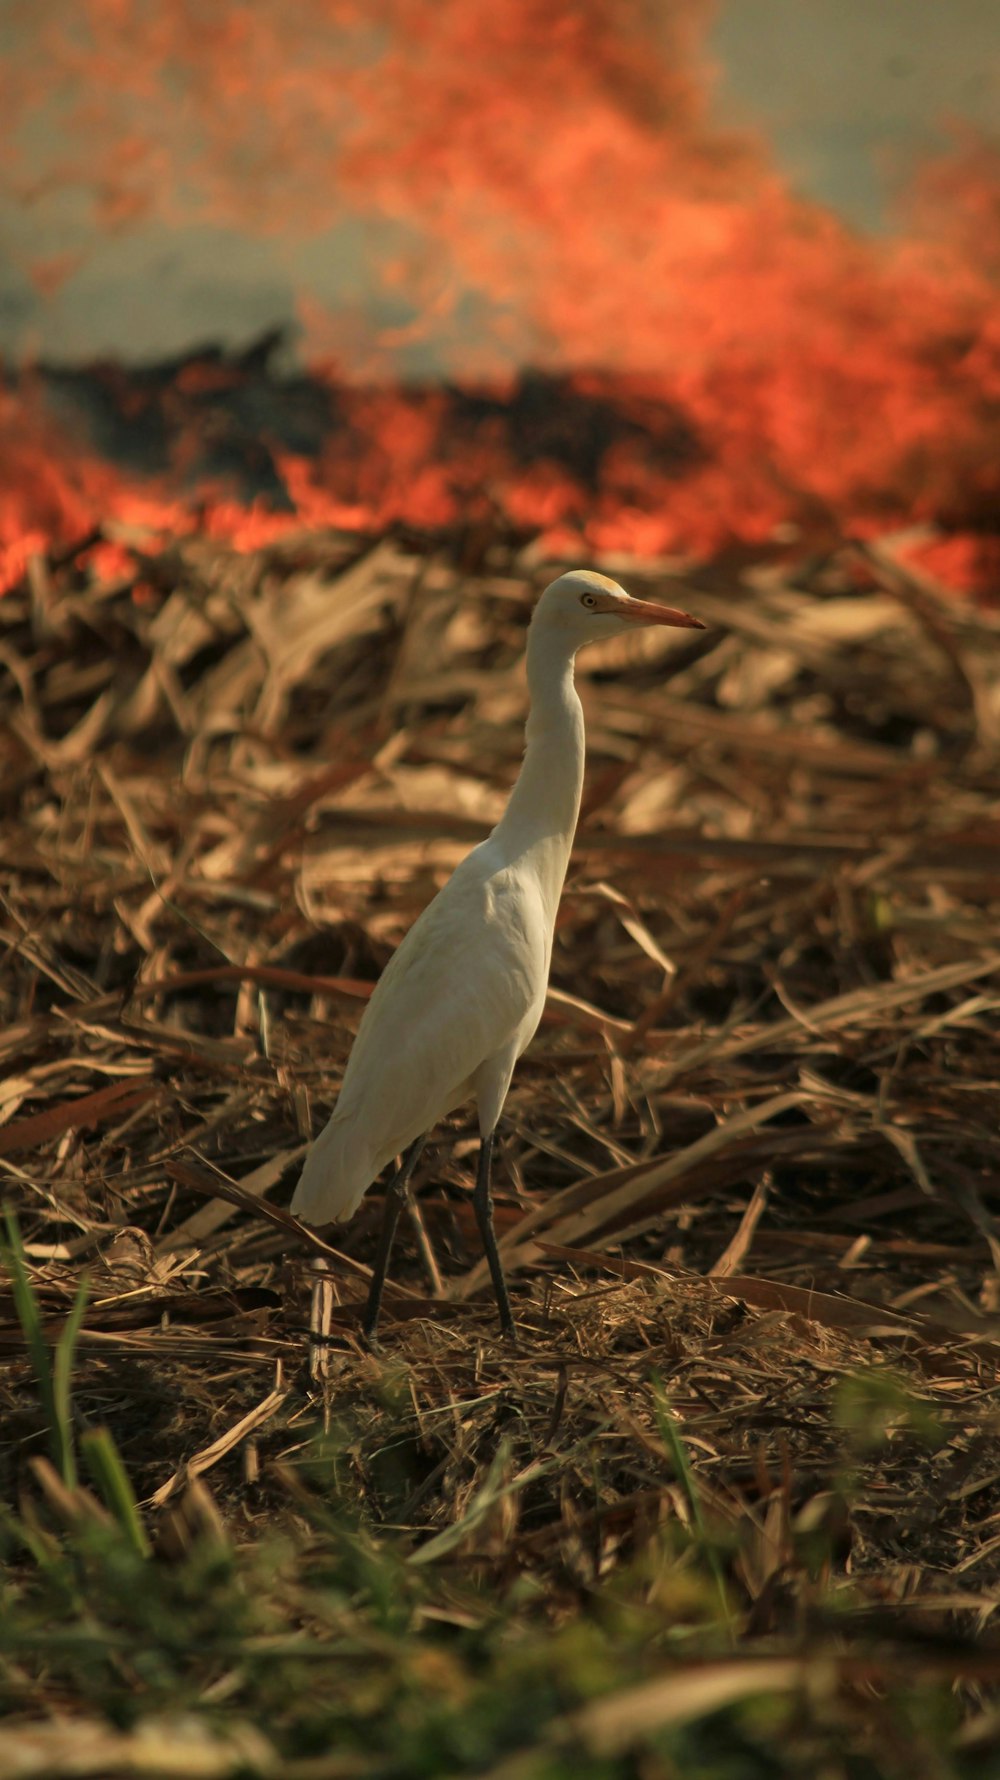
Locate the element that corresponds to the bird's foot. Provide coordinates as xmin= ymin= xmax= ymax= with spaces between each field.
xmin=360 ymin=1318 xmax=386 ymax=1355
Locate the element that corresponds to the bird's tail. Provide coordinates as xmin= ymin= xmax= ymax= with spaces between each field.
xmin=290 ymin=1114 xmax=376 ymax=1226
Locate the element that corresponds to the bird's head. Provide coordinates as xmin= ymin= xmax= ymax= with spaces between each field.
xmin=534 ymin=570 xmax=706 ymax=649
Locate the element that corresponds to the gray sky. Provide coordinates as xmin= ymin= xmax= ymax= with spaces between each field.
xmin=1 ymin=0 xmax=996 ymax=365
xmin=710 ymin=0 xmax=998 ymax=228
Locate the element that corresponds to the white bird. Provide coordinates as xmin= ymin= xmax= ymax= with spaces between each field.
xmin=292 ymin=570 xmax=705 ymax=1338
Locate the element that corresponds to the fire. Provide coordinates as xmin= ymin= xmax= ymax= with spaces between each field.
xmin=1 ymin=2 xmax=997 ymax=595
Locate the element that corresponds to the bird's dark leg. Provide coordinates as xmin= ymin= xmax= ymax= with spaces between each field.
xmin=473 ymin=1128 xmax=516 ymax=1339
xmin=362 ymin=1135 xmax=427 ymax=1344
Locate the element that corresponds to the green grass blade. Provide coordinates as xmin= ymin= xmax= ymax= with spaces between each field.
xmin=50 ymin=1272 xmax=89 ymax=1488
xmin=409 ymin=1440 xmax=556 ymax=1566
xmin=1 ymin=1207 xmax=59 ymax=1460
xmin=80 ymin=1427 xmax=151 ymax=1558
xmin=2 ymin=1205 xmax=53 ymax=1397
xmin=1 ymin=1207 xmax=88 ymax=1487
xmin=652 ymin=1375 xmax=735 ymax=1640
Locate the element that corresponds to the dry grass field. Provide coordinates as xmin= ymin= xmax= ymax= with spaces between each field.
xmin=3 ymin=525 xmax=1000 ymax=1776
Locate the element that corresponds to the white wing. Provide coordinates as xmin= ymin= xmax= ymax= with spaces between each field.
xmin=291 ymin=843 xmax=549 ymax=1222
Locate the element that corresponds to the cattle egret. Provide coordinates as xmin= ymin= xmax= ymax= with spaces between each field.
xmin=292 ymin=570 xmax=705 ymax=1339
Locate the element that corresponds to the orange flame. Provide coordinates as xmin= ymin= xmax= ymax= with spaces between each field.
xmin=0 ymin=2 xmax=997 ymax=594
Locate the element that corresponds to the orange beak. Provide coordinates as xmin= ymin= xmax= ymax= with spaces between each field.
xmin=607 ymin=594 xmax=706 ymax=630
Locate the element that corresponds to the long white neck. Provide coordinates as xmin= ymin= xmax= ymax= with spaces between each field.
xmin=490 ymin=618 xmax=585 ymax=912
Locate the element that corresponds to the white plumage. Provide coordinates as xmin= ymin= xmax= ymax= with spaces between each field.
xmin=291 ymin=569 xmax=704 ymax=1336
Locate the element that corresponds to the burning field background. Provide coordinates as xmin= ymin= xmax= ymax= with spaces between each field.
xmin=1 ymin=0 xmax=998 ymax=590
xmin=3 ymin=4 xmax=1000 ymax=1777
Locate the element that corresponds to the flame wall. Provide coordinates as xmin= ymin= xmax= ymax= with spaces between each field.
xmin=1 ymin=1 xmax=997 ymax=591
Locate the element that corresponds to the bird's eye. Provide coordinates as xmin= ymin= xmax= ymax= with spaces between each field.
xmin=581 ymin=593 xmax=597 ymax=608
